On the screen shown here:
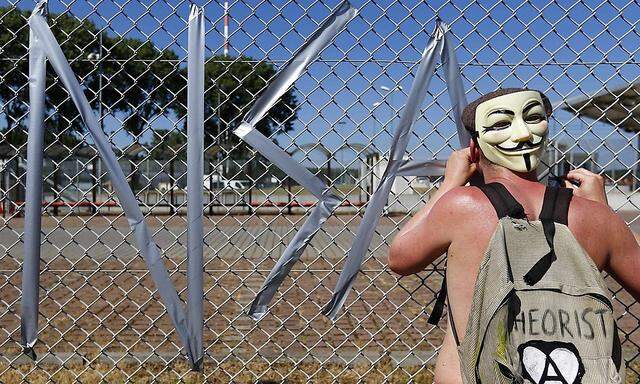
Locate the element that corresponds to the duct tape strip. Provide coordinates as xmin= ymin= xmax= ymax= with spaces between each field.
xmin=442 ymin=24 xmax=470 ymax=149
xmin=27 ymin=2 xmax=200 ymax=369
xmin=186 ymin=5 xmax=205 ymax=371
xmin=397 ymin=159 xmax=446 ymax=177
xmin=323 ymin=20 xmax=468 ymax=319
xmin=243 ymin=1 xmax=357 ymax=127
xmin=20 ymin=1 xmax=47 ymax=360
xmin=233 ymin=1 xmax=357 ymax=320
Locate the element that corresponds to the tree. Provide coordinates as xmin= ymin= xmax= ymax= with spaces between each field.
xmin=148 ymin=128 xmax=186 ymax=161
xmin=102 ymin=38 xmax=180 ymax=139
xmin=173 ymin=54 xmax=298 ymax=154
xmin=0 ymin=7 xmax=300 ymax=157
xmin=0 ymin=6 xmax=37 ymax=148
xmin=146 ymin=128 xmax=187 ymax=194
xmin=0 ymin=6 xmax=182 ymax=150
xmin=0 ymin=6 xmax=104 ymax=149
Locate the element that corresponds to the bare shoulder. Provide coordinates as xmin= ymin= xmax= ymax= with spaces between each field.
xmin=437 ymin=186 xmax=492 ymax=212
xmin=567 ymin=194 xmax=628 ymax=269
xmin=568 ymin=194 xmax=618 ymax=227
xmin=434 ymin=185 xmax=496 ymax=219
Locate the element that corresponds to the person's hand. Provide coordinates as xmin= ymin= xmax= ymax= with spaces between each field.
xmin=564 ymin=168 xmax=608 ymax=205
xmin=442 ymin=148 xmax=477 ymax=188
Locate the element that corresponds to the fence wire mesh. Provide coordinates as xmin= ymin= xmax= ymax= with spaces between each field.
xmin=0 ymin=0 xmax=639 ymax=382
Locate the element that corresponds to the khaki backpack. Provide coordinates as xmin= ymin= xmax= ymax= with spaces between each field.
xmin=429 ymin=182 xmax=625 ymax=383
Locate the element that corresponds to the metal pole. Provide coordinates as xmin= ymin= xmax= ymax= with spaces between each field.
xmin=98 ymin=31 xmax=103 ymax=126
xmin=91 ymin=157 xmax=97 ymax=214
xmin=208 ymin=161 xmax=213 ymax=215
xmin=53 ymin=163 xmax=59 ymax=216
xmin=223 ymin=1 xmax=229 ymax=56
xmin=246 ymin=158 xmax=253 ymax=214
xmin=75 ymin=160 xmax=80 ymax=210
xmin=358 ymin=159 xmax=363 ymax=204
xmin=217 ymin=87 xmax=227 ymax=178
xmin=287 ymin=176 xmax=292 ymax=215
xmin=169 ymin=159 xmax=175 ymax=214
xmin=1 ymin=158 xmax=5 ymax=218
xmin=88 ymin=33 xmax=104 ymax=214
xmin=97 ymin=32 xmax=103 ymax=209
xmin=97 ymin=158 xmax=101 ymax=202
xmin=369 ymin=154 xmax=375 ymax=202
xmin=15 ymin=157 xmax=22 ymax=215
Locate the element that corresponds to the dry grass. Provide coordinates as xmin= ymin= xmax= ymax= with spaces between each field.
xmin=1 ymin=360 xmax=639 ymax=383
xmin=0 ymin=359 xmax=435 ymax=383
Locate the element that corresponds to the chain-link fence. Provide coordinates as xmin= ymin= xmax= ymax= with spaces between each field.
xmin=1 ymin=0 xmax=639 ymax=382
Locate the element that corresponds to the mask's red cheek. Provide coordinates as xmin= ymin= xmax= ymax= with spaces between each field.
xmin=530 ymin=121 xmax=549 ymax=135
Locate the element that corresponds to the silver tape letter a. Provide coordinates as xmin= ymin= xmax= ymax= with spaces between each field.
xmin=233 ymin=1 xmax=357 ymax=320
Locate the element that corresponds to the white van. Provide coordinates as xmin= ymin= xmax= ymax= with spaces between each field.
xmin=203 ymin=174 xmax=248 ymax=190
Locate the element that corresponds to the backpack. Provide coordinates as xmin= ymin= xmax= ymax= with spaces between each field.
xmin=428 ymin=182 xmax=625 ymax=383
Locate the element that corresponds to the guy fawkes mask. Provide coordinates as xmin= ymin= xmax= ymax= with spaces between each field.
xmin=473 ymin=90 xmax=549 ymax=172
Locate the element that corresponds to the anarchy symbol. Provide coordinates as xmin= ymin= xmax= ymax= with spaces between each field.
xmin=519 ymin=340 xmax=585 ymax=384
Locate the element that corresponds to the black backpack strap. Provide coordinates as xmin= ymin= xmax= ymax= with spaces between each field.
xmin=477 ymin=183 xmax=527 ymax=219
xmin=427 ymin=273 xmax=461 ymax=347
xmin=427 ymin=183 xmax=524 ymax=338
xmin=428 ymin=183 xmax=525 ymax=343
xmin=477 ymin=182 xmax=524 ymax=336
xmin=427 ymin=275 xmax=447 ymax=326
xmin=539 ymin=185 xmax=573 ymax=224
xmin=523 ymin=186 xmax=573 ymax=285
xmin=445 ymin=280 xmax=460 ymax=346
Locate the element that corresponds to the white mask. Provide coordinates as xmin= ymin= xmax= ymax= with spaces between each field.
xmin=474 ymin=90 xmax=549 ymax=172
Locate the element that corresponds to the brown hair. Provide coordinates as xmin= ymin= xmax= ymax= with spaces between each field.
xmin=462 ymin=88 xmax=553 ymax=135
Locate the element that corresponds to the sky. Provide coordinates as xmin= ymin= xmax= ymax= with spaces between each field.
xmin=8 ymin=0 xmax=640 ymax=172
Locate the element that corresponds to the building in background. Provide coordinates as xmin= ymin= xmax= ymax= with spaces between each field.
xmin=558 ymin=82 xmax=640 ymax=189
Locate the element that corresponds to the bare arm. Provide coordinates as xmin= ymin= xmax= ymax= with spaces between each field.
xmin=388 ymin=148 xmax=477 ymax=275
xmin=605 ymin=210 xmax=640 ymax=301
xmin=565 ymin=169 xmax=640 ymax=300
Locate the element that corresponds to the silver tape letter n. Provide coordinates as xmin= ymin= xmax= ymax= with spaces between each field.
xmin=23 ymin=2 xmax=206 ymax=370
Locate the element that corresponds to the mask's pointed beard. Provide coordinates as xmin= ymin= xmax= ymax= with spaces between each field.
xmin=524 ymin=153 xmax=532 ymax=171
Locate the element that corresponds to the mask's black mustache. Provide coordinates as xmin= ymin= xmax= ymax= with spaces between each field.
xmin=496 ymin=139 xmax=542 ymax=152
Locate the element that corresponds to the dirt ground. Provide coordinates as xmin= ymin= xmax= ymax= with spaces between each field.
xmin=0 ymin=213 xmax=638 ymax=382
